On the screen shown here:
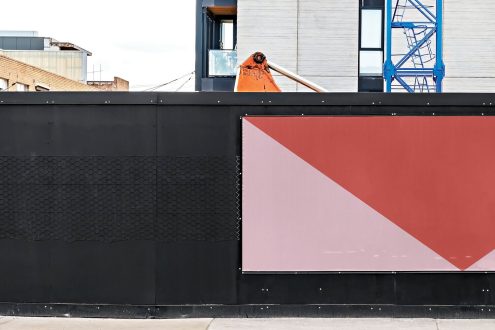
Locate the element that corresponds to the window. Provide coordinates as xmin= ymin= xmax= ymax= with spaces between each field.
xmin=359 ymin=0 xmax=384 ymax=92
xmin=205 ymin=15 xmax=237 ymax=77
xmin=360 ymin=50 xmax=383 ymax=75
xmin=0 ymin=78 xmax=7 ymax=91
xmin=361 ymin=9 xmax=382 ymax=49
xmin=220 ymin=20 xmax=234 ymax=50
xmin=35 ymin=82 xmax=50 ymax=91
xmin=197 ymin=3 xmax=238 ymax=90
xmin=209 ymin=49 xmax=238 ymax=76
xmin=16 ymin=83 xmax=28 ymax=92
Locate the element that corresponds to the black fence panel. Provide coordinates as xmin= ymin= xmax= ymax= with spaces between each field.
xmin=0 ymin=92 xmax=494 ymax=317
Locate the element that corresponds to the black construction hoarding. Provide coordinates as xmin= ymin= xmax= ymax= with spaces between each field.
xmin=0 ymin=92 xmax=494 ymax=318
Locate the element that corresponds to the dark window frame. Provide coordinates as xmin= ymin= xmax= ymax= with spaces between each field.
xmin=204 ymin=10 xmax=237 ymax=78
xmin=358 ymin=0 xmax=385 ymax=92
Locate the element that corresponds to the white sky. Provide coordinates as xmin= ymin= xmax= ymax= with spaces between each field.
xmin=0 ymin=0 xmax=196 ymax=91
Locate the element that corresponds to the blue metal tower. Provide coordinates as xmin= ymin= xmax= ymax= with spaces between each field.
xmin=384 ymin=0 xmax=445 ymax=93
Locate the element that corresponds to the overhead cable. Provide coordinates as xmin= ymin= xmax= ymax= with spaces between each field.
xmin=143 ymin=71 xmax=195 ymax=91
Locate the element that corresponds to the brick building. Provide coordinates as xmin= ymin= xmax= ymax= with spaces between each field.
xmin=0 ymin=31 xmax=91 ymax=83
xmin=0 ymin=31 xmax=129 ymax=92
xmin=87 ymin=77 xmax=130 ymax=91
xmin=0 ymin=54 xmax=99 ymax=91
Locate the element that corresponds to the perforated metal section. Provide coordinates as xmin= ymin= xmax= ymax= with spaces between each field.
xmin=0 ymin=156 xmax=239 ymax=242
xmin=156 ymin=156 xmax=239 ymax=241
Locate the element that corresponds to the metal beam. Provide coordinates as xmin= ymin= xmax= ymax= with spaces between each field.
xmin=384 ymin=0 xmax=445 ymax=93
xmin=268 ymin=61 xmax=329 ymax=93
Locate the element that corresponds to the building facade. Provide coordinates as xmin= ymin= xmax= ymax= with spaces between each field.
xmin=0 ymin=31 xmax=91 ymax=83
xmin=196 ymin=0 xmax=237 ymax=91
xmin=0 ymin=31 xmax=130 ymax=92
xmin=87 ymin=77 xmax=130 ymax=91
xmin=195 ymin=0 xmax=495 ymax=92
xmin=0 ymin=54 xmax=99 ymax=92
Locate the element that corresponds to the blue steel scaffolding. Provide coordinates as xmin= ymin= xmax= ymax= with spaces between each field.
xmin=384 ymin=0 xmax=445 ymax=93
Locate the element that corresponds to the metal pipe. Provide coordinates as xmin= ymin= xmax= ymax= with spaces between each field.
xmin=434 ymin=0 xmax=445 ymax=93
xmin=385 ymin=0 xmax=393 ymax=92
xmin=408 ymin=0 xmax=436 ymax=23
xmin=395 ymin=28 xmax=436 ymax=69
xmin=267 ymin=61 xmax=328 ymax=93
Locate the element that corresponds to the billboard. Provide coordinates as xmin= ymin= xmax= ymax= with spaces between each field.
xmin=242 ymin=116 xmax=495 ymax=272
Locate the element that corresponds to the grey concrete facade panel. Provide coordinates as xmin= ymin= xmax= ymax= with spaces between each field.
xmin=238 ymin=0 xmax=358 ymax=92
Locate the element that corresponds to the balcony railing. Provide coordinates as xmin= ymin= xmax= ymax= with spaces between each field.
xmin=208 ymin=50 xmax=237 ymax=76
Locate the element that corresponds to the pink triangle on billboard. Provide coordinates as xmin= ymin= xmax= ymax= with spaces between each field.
xmin=466 ymin=250 xmax=495 ymax=271
xmin=242 ymin=119 xmax=458 ymax=272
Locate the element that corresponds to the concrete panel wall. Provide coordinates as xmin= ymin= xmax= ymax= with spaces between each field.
xmin=237 ymin=0 xmax=358 ymax=92
xmin=443 ymin=0 xmax=495 ymax=92
xmin=237 ymin=0 xmax=298 ymax=91
xmin=298 ymin=0 xmax=358 ymax=91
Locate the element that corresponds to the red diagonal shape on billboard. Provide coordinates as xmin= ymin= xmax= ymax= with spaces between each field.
xmin=246 ymin=116 xmax=495 ymax=270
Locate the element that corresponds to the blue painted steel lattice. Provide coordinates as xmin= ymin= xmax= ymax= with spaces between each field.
xmin=384 ymin=0 xmax=445 ymax=93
